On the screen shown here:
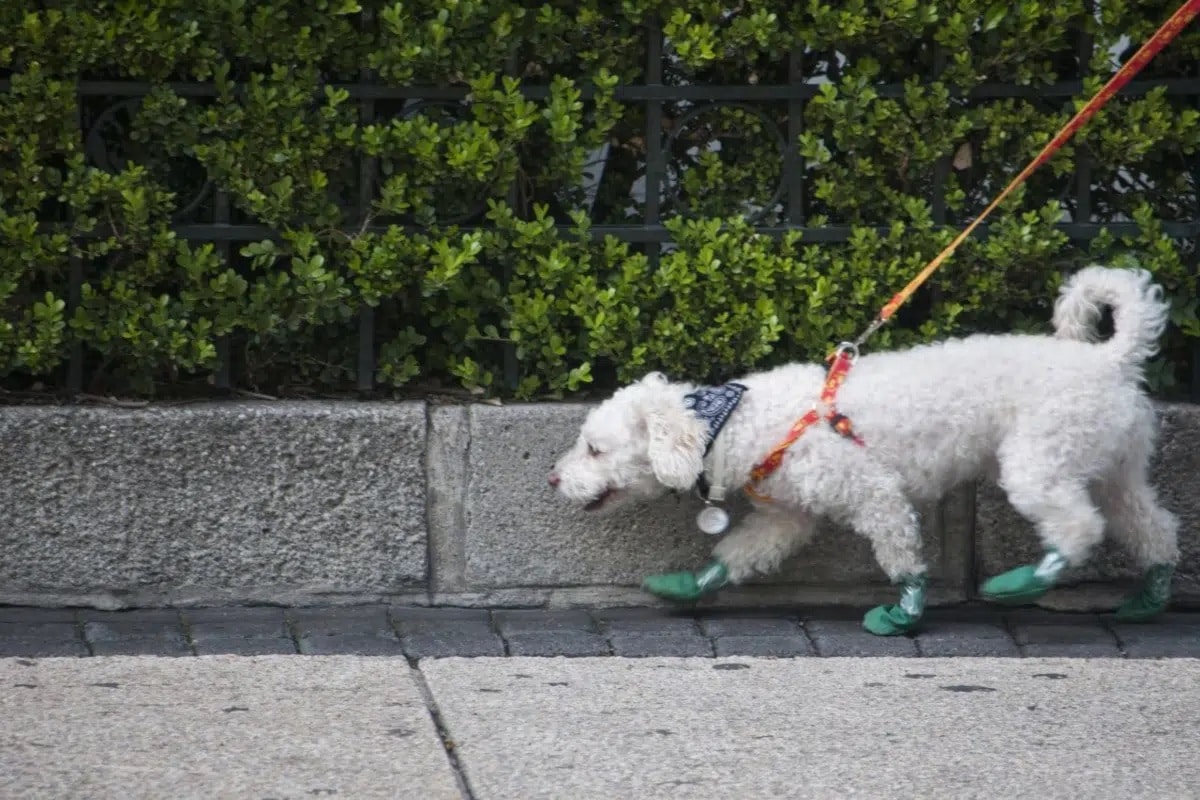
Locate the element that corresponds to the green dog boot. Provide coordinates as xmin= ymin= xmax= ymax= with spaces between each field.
xmin=981 ymin=549 xmax=1068 ymax=605
xmin=1115 ymin=563 xmax=1174 ymax=623
xmin=863 ymin=574 xmax=927 ymax=636
xmin=642 ymin=561 xmax=728 ymax=602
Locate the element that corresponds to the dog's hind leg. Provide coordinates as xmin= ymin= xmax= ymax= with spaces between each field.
xmin=1094 ymin=461 xmax=1179 ymax=622
xmin=981 ymin=453 xmax=1106 ymax=604
xmin=642 ymin=509 xmax=816 ymax=602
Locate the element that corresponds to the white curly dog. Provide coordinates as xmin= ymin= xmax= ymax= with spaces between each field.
xmin=549 ymin=266 xmax=1178 ymax=635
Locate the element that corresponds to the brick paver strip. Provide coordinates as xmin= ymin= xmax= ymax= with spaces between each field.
xmin=183 ymin=607 xmax=290 ymax=640
xmin=298 ymin=635 xmax=405 ymax=656
xmin=78 ymin=609 xmax=191 ymax=656
xmin=1109 ymin=615 xmax=1200 ymax=658
xmin=0 ymin=607 xmax=88 ymax=657
xmin=290 ymin=605 xmax=396 ymax=638
xmin=494 ymin=609 xmax=597 ymax=636
xmin=1006 ymin=610 xmax=1123 ymax=658
xmin=0 ymin=640 xmax=89 ymax=658
xmin=193 ymin=638 xmax=298 ymax=656
xmin=390 ymin=607 xmax=493 ymax=636
xmin=2 ymin=605 xmax=1198 ymax=659
xmin=608 ymin=633 xmax=715 ymax=658
xmin=917 ymin=623 xmax=1022 ymax=657
xmin=803 ymin=619 xmax=920 ymax=657
xmin=401 ymin=632 xmax=506 ymax=659
xmin=0 ymin=608 xmax=79 ymax=624
xmin=390 ymin=607 xmax=502 ymax=657
xmin=89 ymin=638 xmax=192 ymax=657
xmin=505 ymin=632 xmax=611 ymax=657
xmin=699 ymin=616 xmax=803 ymax=638
xmin=713 ymin=635 xmax=815 ymax=657
xmin=82 ymin=609 xmax=185 ymax=643
xmin=0 ymin=621 xmax=80 ymax=640
xmin=591 ymin=608 xmax=704 ymax=636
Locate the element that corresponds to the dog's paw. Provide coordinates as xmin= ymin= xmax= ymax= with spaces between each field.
xmin=862 ymin=604 xmax=921 ymax=636
xmin=979 ymin=564 xmax=1056 ymax=605
xmin=1114 ymin=594 xmax=1167 ymax=623
xmin=1114 ymin=563 xmax=1173 ymax=622
xmin=642 ymin=562 xmax=728 ymax=602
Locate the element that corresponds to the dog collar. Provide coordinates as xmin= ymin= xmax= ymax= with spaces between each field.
xmin=682 ymin=382 xmax=748 ymax=456
xmin=682 ymin=382 xmax=747 ymax=528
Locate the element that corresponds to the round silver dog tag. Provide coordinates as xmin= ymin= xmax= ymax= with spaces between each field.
xmin=696 ymin=505 xmax=730 ymax=535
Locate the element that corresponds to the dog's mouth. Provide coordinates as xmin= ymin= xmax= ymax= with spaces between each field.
xmin=584 ymin=488 xmax=616 ymax=511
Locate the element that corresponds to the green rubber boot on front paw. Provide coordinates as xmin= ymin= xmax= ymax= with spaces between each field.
xmin=863 ymin=574 xmax=927 ymax=636
xmin=981 ymin=549 xmax=1068 ymax=605
xmin=642 ymin=561 xmax=729 ymax=602
xmin=1115 ymin=563 xmax=1174 ymax=623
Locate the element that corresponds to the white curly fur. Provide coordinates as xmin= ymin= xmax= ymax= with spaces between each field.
xmin=550 ymin=265 xmax=1179 ymax=586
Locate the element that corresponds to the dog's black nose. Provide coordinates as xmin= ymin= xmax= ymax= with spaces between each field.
xmin=548 ymin=473 xmax=561 ymax=488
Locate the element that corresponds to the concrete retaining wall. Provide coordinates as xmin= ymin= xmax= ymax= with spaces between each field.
xmin=1 ymin=400 xmax=1197 ymax=610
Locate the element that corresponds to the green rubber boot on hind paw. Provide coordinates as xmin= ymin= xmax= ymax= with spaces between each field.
xmin=981 ymin=550 xmax=1068 ymax=605
xmin=863 ymin=574 xmax=927 ymax=636
xmin=642 ymin=561 xmax=728 ymax=602
xmin=1115 ymin=563 xmax=1174 ymax=623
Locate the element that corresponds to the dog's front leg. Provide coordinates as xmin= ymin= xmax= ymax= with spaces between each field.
xmin=642 ymin=508 xmax=817 ymax=602
xmin=840 ymin=490 xmax=929 ymax=637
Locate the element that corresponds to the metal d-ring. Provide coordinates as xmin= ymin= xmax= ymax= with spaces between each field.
xmin=834 ymin=341 xmax=859 ymax=362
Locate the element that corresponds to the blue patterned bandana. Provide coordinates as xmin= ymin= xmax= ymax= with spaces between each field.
xmin=682 ymin=382 xmax=749 ymax=455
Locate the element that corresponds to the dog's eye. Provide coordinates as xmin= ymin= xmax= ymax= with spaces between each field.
xmin=587 ymin=443 xmax=602 ymax=457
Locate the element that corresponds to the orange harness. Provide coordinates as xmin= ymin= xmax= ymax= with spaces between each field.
xmin=744 ymin=348 xmax=862 ymax=501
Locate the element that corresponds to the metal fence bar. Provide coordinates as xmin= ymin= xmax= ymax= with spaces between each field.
xmin=931 ymin=46 xmax=949 ymax=226
xmin=1193 ymin=59 xmax=1200 ymax=403
xmin=10 ymin=77 xmax=1197 ymax=101
xmin=213 ymin=189 xmax=232 ymax=392
xmin=643 ymin=19 xmax=665 ymax=282
xmin=153 ymin=221 xmax=1200 ymax=243
xmin=356 ymin=14 xmax=377 ymax=396
xmin=352 ymin=163 xmax=376 ymax=398
xmin=501 ymin=52 xmax=521 ymax=392
xmin=66 ymin=254 xmax=84 ymax=394
xmin=786 ymin=46 xmax=805 ymax=225
xmin=66 ymin=84 xmax=84 ymax=395
xmin=357 ymin=305 xmax=375 ymax=394
xmin=1075 ymin=9 xmax=1094 ymax=223
xmin=928 ymin=46 xmax=950 ymax=317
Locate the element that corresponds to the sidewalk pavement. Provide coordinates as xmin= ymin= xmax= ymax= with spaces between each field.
xmin=4 ymin=652 xmax=1198 ymax=799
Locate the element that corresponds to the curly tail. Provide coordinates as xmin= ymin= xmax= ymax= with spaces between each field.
xmin=1052 ymin=265 xmax=1169 ymax=376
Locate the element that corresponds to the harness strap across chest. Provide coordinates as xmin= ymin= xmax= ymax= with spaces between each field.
xmin=744 ymin=349 xmax=863 ymax=501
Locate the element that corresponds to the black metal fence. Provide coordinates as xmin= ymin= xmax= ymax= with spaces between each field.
xmin=14 ymin=22 xmax=1200 ymax=398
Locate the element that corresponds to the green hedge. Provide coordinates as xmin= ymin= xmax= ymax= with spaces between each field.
xmin=1 ymin=0 xmax=1198 ymax=399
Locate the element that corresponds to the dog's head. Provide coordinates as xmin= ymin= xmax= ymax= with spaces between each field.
xmin=549 ymin=372 xmax=708 ymax=512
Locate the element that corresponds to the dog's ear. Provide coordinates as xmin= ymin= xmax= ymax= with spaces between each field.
xmin=644 ymin=400 xmax=706 ymax=492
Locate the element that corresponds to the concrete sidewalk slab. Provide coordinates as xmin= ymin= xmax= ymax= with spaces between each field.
xmin=423 ymin=656 xmax=1200 ymax=800
xmin=0 ymin=656 xmax=460 ymax=800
